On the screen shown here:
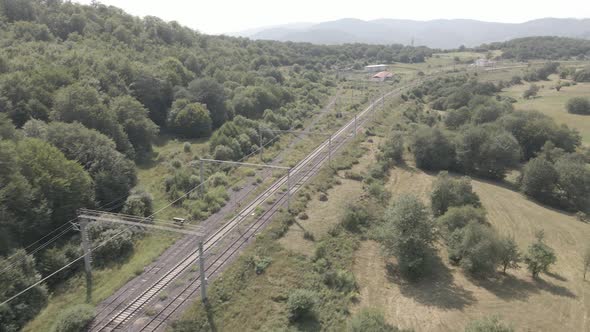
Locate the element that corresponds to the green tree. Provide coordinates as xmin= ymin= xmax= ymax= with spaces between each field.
xmin=455 ymin=125 xmax=521 ymax=179
xmin=499 ymin=110 xmax=580 ymax=160
xmin=565 ymin=97 xmax=590 ymax=115
xmin=431 ymin=172 xmax=481 ymax=217
xmin=24 ymin=121 xmax=137 ymax=208
xmin=554 ymin=154 xmax=590 ymax=212
xmin=410 ymin=127 xmax=455 ymax=171
xmin=524 ymin=231 xmax=557 ymax=278
xmin=448 ymin=221 xmax=502 ymax=276
xmin=437 ymin=206 xmax=487 ymax=234
xmin=175 ymin=78 xmax=229 ymax=128
xmin=0 ymin=113 xmax=16 ymax=140
xmin=520 ymin=157 xmax=558 ymax=203
xmin=381 ymin=194 xmax=434 ymax=279
xmin=522 ymin=84 xmax=539 ymax=99
xmin=498 ymin=235 xmax=521 ymax=274
xmin=15 ymin=138 xmax=94 ymax=239
xmin=0 ymin=250 xmax=48 ymax=332
xmin=167 ymin=99 xmax=212 ymax=138
xmin=109 ymin=95 xmax=159 ymax=158
xmin=51 ymin=83 xmax=134 ymax=158
xmin=122 ymin=187 xmax=154 ymax=217
xmin=131 ymin=69 xmax=173 ymax=126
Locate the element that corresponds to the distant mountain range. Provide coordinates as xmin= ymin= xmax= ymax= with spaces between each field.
xmin=233 ymin=18 xmax=590 ymax=49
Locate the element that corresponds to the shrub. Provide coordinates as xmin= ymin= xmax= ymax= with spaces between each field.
xmin=250 ymin=255 xmax=272 ymax=274
xmin=347 ymin=308 xmax=400 ymax=332
xmin=183 ymin=142 xmax=191 ymax=152
xmin=524 ymin=231 xmax=557 ymax=278
xmin=51 ymin=304 xmax=95 ymax=332
xmin=286 ymin=289 xmax=318 ymax=321
xmin=410 ymin=127 xmax=455 ymax=171
xmin=565 ymin=97 xmax=590 ymax=115
xmin=447 ymin=222 xmax=502 ymax=276
xmin=323 ymin=269 xmax=357 ymax=293
xmin=438 ymin=206 xmax=487 ymax=234
xmin=167 ymin=99 xmax=212 ymax=138
xmin=344 ymin=171 xmax=363 ymax=181
xmin=122 ymin=187 xmax=154 ymax=217
xmin=522 ymin=84 xmax=539 ymax=99
xmin=342 ymin=203 xmax=371 ymax=232
xmin=520 ymin=157 xmax=558 ymax=203
xmin=380 ymin=194 xmax=434 ymax=279
xmin=431 ymin=172 xmax=481 ymax=217
xmin=464 ymin=316 xmax=513 ymax=332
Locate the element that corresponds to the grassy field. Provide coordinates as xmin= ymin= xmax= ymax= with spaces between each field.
xmin=353 ymin=162 xmax=590 ymax=332
xmin=501 ymin=74 xmax=590 ymax=145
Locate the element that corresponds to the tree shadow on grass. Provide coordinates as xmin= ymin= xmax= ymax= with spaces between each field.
xmin=291 ymin=313 xmax=321 ymax=332
xmin=469 ymin=272 xmax=576 ymax=301
xmin=385 ymin=253 xmax=476 ymax=310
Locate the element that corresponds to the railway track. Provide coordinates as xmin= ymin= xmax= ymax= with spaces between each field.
xmin=89 ymin=83 xmax=407 ymax=332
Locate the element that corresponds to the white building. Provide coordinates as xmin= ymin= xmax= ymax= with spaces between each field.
xmin=474 ymin=58 xmax=496 ymax=67
xmin=365 ymin=64 xmax=388 ymax=72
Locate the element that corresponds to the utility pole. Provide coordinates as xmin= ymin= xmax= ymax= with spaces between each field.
xmin=78 ymin=217 xmax=93 ymax=303
xmin=198 ymin=241 xmax=206 ymax=302
xmin=77 ymin=209 xmax=207 ymax=303
xmin=259 ymin=124 xmax=264 ymax=163
xmin=328 ymin=135 xmax=332 ymax=167
xmin=287 ymin=169 xmax=291 ymax=212
xmin=200 ymin=159 xmax=205 ymax=196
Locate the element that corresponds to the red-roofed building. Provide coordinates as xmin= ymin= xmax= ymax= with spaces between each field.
xmin=371 ymin=71 xmax=394 ymax=82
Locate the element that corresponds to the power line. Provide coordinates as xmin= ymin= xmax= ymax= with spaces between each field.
xmin=0 ymin=226 xmax=129 ymax=307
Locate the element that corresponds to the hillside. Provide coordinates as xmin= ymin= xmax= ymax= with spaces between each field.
xmin=241 ymin=18 xmax=590 ymax=48
xmin=0 ymin=1 xmax=432 ymax=330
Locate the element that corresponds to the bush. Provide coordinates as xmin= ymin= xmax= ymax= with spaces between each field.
xmin=524 ymin=231 xmax=557 ymax=278
xmin=342 ymin=203 xmax=371 ymax=232
xmin=565 ymin=97 xmax=590 ymax=115
xmin=464 ymin=316 xmax=513 ymax=332
xmin=520 ymin=157 xmax=558 ymax=203
xmin=455 ymin=125 xmax=521 ymax=180
xmin=447 ymin=221 xmax=502 ymax=276
xmin=122 ymin=187 xmax=154 ymax=217
xmin=183 ymin=142 xmax=191 ymax=152
xmin=167 ymin=99 xmax=212 ymax=138
xmin=438 ymin=206 xmax=487 ymax=234
xmin=249 ymin=255 xmax=272 ymax=274
xmin=431 ymin=172 xmax=481 ymax=217
xmin=410 ymin=127 xmax=455 ymax=171
xmin=347 ymin=308 xmax=401 ymax=332
xmin=522 ymin=84 xmax=539 ymax=99
xmin=380 ymin=194 xmax=434 ymax=279
xmin=323 ymin=269 xmax=357 ymax=293
xmin=286 ymin=289 xmax=318 ymax=321
xmin=51 ymin=304 xmax=95 ymax=332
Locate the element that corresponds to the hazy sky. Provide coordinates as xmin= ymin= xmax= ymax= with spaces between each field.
xmin=75 ymin=0 xmax=590 ymax=34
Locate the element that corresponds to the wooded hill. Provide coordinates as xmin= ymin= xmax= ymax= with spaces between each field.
xmin=0 ymin=1 xmax=436 ymax=330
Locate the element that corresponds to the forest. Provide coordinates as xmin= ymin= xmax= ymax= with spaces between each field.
xmin=0 ymin=0 xmax=436 ymax=330
xmin=479 ymin=36 xmax=590 ymax=60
